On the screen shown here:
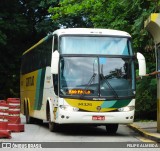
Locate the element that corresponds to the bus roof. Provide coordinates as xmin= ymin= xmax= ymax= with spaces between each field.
xmin=23 ymin=28 xmax=131 ymax=55
xmin=53 ymin=28 xmax=131 ymax=37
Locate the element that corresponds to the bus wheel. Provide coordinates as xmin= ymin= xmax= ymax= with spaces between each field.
xmin=105 ymin=124 xmax=118 ymax=134
xmin=25 ymin=102 xmax=34 ymax=124
xmin=49 ymin=121 xmax=59 ymax=132
xmin=47 ymin=109 xmax=59 ymax=132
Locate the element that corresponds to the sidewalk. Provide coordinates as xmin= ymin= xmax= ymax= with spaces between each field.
xmin=128 ymin=121 xmax=160 ymax=143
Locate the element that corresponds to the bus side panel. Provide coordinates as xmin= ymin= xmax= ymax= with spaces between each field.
xmin=34 ymin=68 xmax=46 ymax=110
xmin=20 ymin=67 xmax=56 ymax=120
xmin=40 ymin=67 xmax=56 ymax=120
xmin=20 ymin=70 xmax=38 ymax=115
xmin=20 ymin=69 xmax=46 ymax=118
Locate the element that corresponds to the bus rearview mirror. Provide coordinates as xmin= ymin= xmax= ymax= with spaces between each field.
xmin=51 ymin=50 xmax=59 ymax=74
xmin=137 ymin=52 xmax=146 ymax=76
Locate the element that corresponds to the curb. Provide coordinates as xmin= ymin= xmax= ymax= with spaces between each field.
xmin=128 ymin=124 xmax=160 ymax=143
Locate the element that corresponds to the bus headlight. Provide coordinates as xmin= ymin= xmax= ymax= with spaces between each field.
xmin=118 ymin=106 xmax=135 ymax=112
xmin=60 ymin=105 xmax=79 ymax=112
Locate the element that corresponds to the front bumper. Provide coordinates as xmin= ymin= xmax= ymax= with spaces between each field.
xmin=55 ymin=109 xmax=134 ymax=125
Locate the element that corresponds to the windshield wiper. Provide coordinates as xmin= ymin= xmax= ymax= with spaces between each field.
xmin=100 ymin=74 xmax=119 ymax=99
xmin=80 ymin=73 xmax=97 ymax=99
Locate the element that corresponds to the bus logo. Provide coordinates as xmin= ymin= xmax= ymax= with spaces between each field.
xmin=96 ymin=106 xmax=101 ymax=111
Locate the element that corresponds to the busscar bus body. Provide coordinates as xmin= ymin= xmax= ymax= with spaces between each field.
xmin=20 ymin=28 xmax=146 ymax=134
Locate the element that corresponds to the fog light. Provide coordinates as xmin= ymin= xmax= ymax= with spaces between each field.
xmin=61 ymin=115 xmax=65 ymax=118
xmin=130 ymin=116 xmax=134 ymax=119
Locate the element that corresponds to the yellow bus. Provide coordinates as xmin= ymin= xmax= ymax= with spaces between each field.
xmin=20 ymin=28 xmax=146 ymax=134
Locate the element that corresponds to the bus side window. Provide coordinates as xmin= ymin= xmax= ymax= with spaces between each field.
xmin=53 ymin=35 xmax=58 ymax=51
xmin=52 ymin=35 xmax=58 ymax=95
xmin=53 ymin=74 xmax=58 ymax=95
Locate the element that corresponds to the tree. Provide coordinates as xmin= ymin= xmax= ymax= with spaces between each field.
xmin=49 ymin=0 xmax=155 ymax=49
xmin=0 ymin=0 xmax=58 ymax=98
xmin=0 ymin=0 xmax=28 ymax=98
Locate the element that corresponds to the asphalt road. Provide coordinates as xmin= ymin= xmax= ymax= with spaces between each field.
xmin=5 ymin=123 xmax=141 ymax=142
xmin=1 ymin=114 xmax=142 ymax=142
xmin=0 ymin=115 xmax=159 ymax=151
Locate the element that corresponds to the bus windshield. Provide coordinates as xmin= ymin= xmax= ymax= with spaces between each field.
xmin=60 ymin=57 xmax=135 ymax=99
xmin=60 ymin=36 xmax=132 ymax=55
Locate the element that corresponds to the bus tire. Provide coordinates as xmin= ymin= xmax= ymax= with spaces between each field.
xmin=25 ymin=102 xmax=34 ymax=124
xmin=49 ymin=121 xmax=59 ymax=132
xmin=105 ymin=124 xmax=118 ymax=134
xmin=47 ymin=105 xmax=59 ymax=132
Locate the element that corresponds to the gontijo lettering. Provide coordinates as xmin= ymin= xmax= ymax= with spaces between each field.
xmin=26 ymin=76 xmax=34 ymax=86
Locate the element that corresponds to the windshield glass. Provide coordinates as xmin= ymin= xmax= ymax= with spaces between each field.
xmin=60 ymin=57 xmax=135 ymax=99
xmin=60 ymin=36 xmax=131 ymax=55
xmin=99 ymin=57 xmax=135 ymax=98
xmin=60 ymin=57 xmax=99 ymax=96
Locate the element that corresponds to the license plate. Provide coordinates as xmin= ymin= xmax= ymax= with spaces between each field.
xmin=92 ymin=116 xmax=105 ymax=120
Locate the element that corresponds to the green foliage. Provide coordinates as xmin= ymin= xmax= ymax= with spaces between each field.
xmin=0 ymin=31 xmax=7 ymax=45
xmin=135 ymin=61 xmax=157 ymax=119
xmin=49 ymin=0 xmax=157 ymax=52
xmin=0 ymin=0 xmax=58 ymax=99
xmin=136 ymin=77 xmax=157 ymax=111
xmin=135 ymin=76 xmax=157 ymax=120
